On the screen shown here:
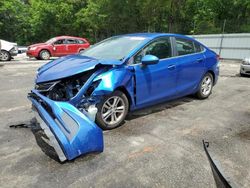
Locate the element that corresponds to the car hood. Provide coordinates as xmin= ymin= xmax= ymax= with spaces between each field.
xmin=36 ymin=55 xmax=123 ymax=83
xmin=29 ymin=43 xmax=48 ymax=48
xmin=0 ymin=39 xmax=17 ymax=51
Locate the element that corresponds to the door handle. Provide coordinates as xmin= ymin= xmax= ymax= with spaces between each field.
xmin=196 ymin=58 xmax=203 ymax=63
xmin=167 ymin=64 xmax=176 ymax=70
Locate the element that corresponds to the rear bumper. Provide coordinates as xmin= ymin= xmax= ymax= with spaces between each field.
xmin=214 ymin=66 xmax=219 ymax=85
xmin=10 ymin=47 xmax=18 ymax=57
xmin=28 ymin=90 xmax=104 ymax=162
xmin=240 ymin=64 xmax=250 ymax=75
xmin=10 ymin=52 xmax=18 ymax=57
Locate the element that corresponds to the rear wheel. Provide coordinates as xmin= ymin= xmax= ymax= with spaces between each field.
xmin=196 ymin=73 xmax=213 ymax=99
xmin=96 ymin=91 xmax=129 ymax=130
xmin=79 ymin=49 xmax=85 ymax=54
xmin=39 ymin=50 xmax=50 ymax=60
xmin=0 ymin=50 xmax=11 ymax=61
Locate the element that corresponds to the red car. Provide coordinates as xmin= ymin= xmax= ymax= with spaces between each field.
xmin=27 ymin=36 xmax=90 ymax=60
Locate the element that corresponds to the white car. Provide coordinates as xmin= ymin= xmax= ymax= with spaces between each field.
xmin=0 ymin=39 xmax=18 ymax=61
xmin=240 ymin=58 xmax=250 ymax=76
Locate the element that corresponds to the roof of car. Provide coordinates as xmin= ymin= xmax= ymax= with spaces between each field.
xmin=56 ymin=36 xmax=86 ymax=40
xmin=122 ymin=33 xmax=190 ymax=39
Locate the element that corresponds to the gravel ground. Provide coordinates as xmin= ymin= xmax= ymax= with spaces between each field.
xmin=0 ymin=57 xmax=249 ymax=188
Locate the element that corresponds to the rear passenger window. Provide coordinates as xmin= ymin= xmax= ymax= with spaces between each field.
xmin=78 ymin=40 xmax=86 ymax=44
xmin=67 ymin=39 xmax=77 ymax=44
xmin=175 ymin=38 xmax=196 ymax=56
xmin=194 ymin=42 xmax=204 ymax=52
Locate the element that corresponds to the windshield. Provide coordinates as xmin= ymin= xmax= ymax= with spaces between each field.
xmin=46 ymin=38 xmax=56 ymax=44
xmin=81 ymin=36 xmax=146 ymax=60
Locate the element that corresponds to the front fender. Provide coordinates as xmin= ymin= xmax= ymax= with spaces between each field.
xmin=92 ymin=67 xmax=135 ymax=107
xmin=92 ymin=68 xmax=132 ymax=94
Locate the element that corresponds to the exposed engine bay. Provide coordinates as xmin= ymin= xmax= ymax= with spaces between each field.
xmin=35 ymin=69 xmax=97 ymax=101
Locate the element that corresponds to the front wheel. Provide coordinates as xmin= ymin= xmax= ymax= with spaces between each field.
xmin=39 ymin=50 xmax=50 ymax=60
xmin=196 ymin=73 xmax=214 ymax=99
xmin=96 ymin=91 xmax=129 ymax=130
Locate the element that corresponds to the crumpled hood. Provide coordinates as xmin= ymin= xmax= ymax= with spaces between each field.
xmin=36 ymin=55 xmax=123 ymax=83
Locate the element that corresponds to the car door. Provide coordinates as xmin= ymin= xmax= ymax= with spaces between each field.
xmin=132 ymin=37 xmax=177 ymax=108
xmin=174 ymin=37 xmax=206 ymax=96
xmin=66 ymin=39 xmax=79 ymax=54
xmin=53 ymin=39 xmax=67 ymax=56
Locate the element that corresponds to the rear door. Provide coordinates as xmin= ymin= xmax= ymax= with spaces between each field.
xmin=133 ymin=37 xmax=177 ymax=108
xmin=53 ymin=39 xmax=67 ymax=56
xmin=66 ymin=39 xmax=79 ymax=54
xmin=174 ymin=37 xmax=206 ymax=96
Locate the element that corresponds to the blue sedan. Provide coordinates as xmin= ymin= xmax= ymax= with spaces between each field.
xmin=28 ymin=33 xmax=219 ymax=161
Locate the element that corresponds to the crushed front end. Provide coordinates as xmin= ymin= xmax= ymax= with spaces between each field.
xmin=28 ymin=67 xmax=107 ymax=162
xmin=28 ymin=90 xmax=103 ymax=162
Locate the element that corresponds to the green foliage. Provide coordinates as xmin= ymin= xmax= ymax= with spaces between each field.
xmin=0 ymin=0 xmax=249 ymax=45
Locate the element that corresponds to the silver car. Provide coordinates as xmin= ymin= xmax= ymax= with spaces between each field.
xmin=240 ymin=58 xmax=250 ymax=76
xmin=0 ymin=39 xmax=18 ymax=61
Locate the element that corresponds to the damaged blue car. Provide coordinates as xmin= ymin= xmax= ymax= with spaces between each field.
xmin=28 ymin=33 xmax=219 ymax=161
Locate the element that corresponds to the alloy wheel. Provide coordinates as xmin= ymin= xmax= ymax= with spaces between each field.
xmin=201 ymin=76 xmax=212 ymax=96
xmin=41 ymin=51 xmax=50 ymax=60
xmin=0 ymin=51 xmax=10 ymax=61
xmin=101 ymin=96 xmax=126 ymax=126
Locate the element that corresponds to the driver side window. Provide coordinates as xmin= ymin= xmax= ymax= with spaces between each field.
xmin=134 ymin=38 xmax=172 ymax=64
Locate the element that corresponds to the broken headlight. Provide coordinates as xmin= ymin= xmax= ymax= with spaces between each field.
xmin=35 ymin=81 xmax=60 ymax=92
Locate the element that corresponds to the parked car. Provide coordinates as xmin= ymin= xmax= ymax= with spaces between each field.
xmin=0 ymin=39 xmax=18 ymax=61
xmin=26 ymin=36 xmax=90 ymax=60
xmin=28 ymin=33 xmax=219 ymax=161
xmin=240 ymin=58 xmax=250 ymax=76
xmin=17 ymin=46 xmax=28 ymax=54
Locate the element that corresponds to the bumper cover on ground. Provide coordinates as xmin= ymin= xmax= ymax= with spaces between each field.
xmin=28 ymin=90 xmax=104 ymax=162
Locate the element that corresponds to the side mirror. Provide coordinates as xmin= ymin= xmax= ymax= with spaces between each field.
xmin=141 ymin=55 xmax=159 ymax=65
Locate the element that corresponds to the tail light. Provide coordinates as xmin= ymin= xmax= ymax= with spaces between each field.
xmin=216 ymin=54 xmax=220 ymax=62
xmin=216 ymin=54 xmax=220 ymax=68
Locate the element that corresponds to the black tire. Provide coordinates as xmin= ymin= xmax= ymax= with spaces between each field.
xmin=196 ymin=73 xmax=214 ymax=99
xmin=0 ymin=50 xmax=11 ymax=61
xmin=79 ymin=49 xmax=85 ymax=54
xmin=35 ymin=57 xmax=41 ymax=60
xmin=96 ymin=90 xmax=129 ymax=130
xmin=240 ymin=73 xmax=246 ymax=77
xmin=39 ymin=50 xmax=50 ymax=60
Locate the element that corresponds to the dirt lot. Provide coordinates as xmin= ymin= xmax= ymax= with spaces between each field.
xmin=0 ymin=58 xmax=249 ymax=188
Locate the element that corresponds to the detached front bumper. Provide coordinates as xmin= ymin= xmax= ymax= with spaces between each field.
xmin=28 ymin=90 xmax=104 ymax=162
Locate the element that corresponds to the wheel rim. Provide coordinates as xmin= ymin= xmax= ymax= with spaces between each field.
xmin=201 ymin=76 xmax=212 ymax=96
xmin=41 ymin=51 xmax=50 ymax=60
xmin=0 ymin=51 xmax=9 ymax=61
xmin=101 ymin=96 xmax=125 ymax=126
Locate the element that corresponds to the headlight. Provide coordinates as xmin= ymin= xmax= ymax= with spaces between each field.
xmin=30 ymin=47 xmax=37 ymax=51
xmin=35 ymin=81 xmax=60 ymax=92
